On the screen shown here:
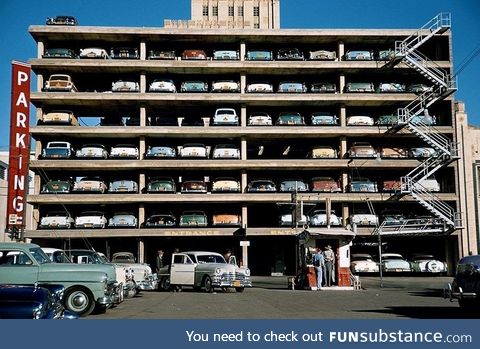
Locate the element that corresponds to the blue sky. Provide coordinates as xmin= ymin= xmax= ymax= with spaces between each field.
xmin=0 ymin=0 xmax=479 ymax=150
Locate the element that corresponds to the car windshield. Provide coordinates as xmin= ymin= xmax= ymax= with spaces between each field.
xmin=113 ymin=255 xmax=135 ymax=263
xmin=194 ymin=254 xmax=226 ymax=264
xmin=384 ymin=255 xmax=403 ymax=260
xmin=51 ymin=76 xmax=69 ymax=81
xmin=52 ymin=251 xmax=72 ymax=263
xmin=30 ymin=247 xmax=51 ymax=264
xmin=79 ymin=211 xmax=103 ymax=217
xmin=217 ymin=109 xmax=235 ymax=115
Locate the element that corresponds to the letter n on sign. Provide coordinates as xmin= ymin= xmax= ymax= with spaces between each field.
xmin=6 ymin=61 xmax=31 ymax=235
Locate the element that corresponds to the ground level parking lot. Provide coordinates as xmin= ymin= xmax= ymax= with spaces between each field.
xmin=91 ymin=276 xmax=476 ymax=319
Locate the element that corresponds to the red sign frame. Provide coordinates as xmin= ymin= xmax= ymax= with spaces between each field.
xmin=6 ymin=61 xmax=31 ymax=236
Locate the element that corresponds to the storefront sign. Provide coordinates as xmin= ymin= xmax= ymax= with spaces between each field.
xmin=6 ymin=61 xmax=31 ymax=235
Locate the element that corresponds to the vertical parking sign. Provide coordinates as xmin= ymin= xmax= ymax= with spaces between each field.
xmin=6 ymin=61 xmax=31 ymax=238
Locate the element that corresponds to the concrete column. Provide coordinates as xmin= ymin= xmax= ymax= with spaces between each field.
xmin=37 ymin=74 xmax=44 ymax=92
xmin=342 ymin=171 xmax=349 ymax=193
xmin=241 ymin=243 xmax=249 ymax=267
xmin=139 ymin=136 xmax=146 ymax=160
xmin=340 ymin=106 xmax=346 ymax=127
xmin=241 ymin=170 xmax=248 ymax=193
xmin=138 ymin=239 xmax=145 ymax=264
xmin=140 ymin=41 xmax=146 ymax=60
xmin=32 ymin=207 xmax=40 ymax=230
xmin=34 ymin=175 xmax=41 ymax=195
xmin=140 ymin=72 xmax=146 ymax=93
xmin=36 ymin=107 xmax=43 ymax=125
xmin=139 ymin=173 xmax=146 ymax=194
xmin=139 ymin=203 xmax=145 ymax=230
xmin=140 ymin=107 xmax=146 ymax=127
xmin=35 ymin=140 xmax=42 ymax=159
xmin=341 ymin=136 xmax=348 ymax=192
xmin=337 ymin=41 xmax=344 ymax=61
xmin=241 ymin=137 xmax=247 ymax=160
xmin=37 ymin=41 xmax=44 ymax=59
xmin=242 ymin=205 xmax=248 ymax=231
xmin=240 ymin=41 xmax=246 ymax=61
xmin=241 ymin=105 xmax=247 ymax=127
xmin=339 ymin=74 xmax=345 ymax=94
xmin=240 ymin=73 xmax=246 ymax=94
xmin=342 ymin=203 xmax=349 ymax=228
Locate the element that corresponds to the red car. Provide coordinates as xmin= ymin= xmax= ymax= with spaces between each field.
xmin=181 ymin=50 xmax=207 ymax=60
xmin=310 ymin=177 xmax=341 ymax=192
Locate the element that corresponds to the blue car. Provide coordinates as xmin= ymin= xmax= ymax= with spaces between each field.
xmin=145 ymin=146 xmax=176 ymax=159
xmin=245 ymin=50 xmax=273 ymax=61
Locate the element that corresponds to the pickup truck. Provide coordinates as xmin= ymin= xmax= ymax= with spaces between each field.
xmin=158 ymin=251 xmax=252 ymax=293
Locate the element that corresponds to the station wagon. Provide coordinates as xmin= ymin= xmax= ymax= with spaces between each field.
xmin=145 ymin=214 xmax=176 ymax=227
xmin=310 ymin=177 xmax=341 ymax=192
xmin=211 ymin=178 xmax=241 ymax=192
xmin=181 ymin=180 xmax=208 ymax=193
xmin=108 ymin=179 xmax=138 ymax=193
xmin=246 ymin=179 xmax=277 ymax=192
xmin=245 ymin=50 xmax=273 ymax=60
xmin=278 ymin=82 xmax=307 ymax=93
xmin=308 ymin=50 xmax=336 ymax=60
xmin=310 ymin=82 xmax=336 ymax=93
xmin=277 ymin=48 xmax=304 ymax=60
xmin=79 ymin=48 xmax=109 ymax=59
xmin=146 ymin=177 xmax=176 ymax=193
xmin=145 ymin=146 xmax=176 ymax=159
xmin=276 ymin=112 xmax=305 ymax=125
xmin=39 ymin=211 xmax=75 ymax=229
xmin=179 ymin=211 xmax=208 ymax=227
xmin=308 ymin=146 xmax=337 ymax=159
xmin=248 ymin=112 xmax=272 ymax=125
xmin=40 ymin=110 xmax=78 ymax=125
xmin=344 ymin=82 xmax=375 ymax=93
xmin=344 ymin=50 xmax=374 ymax=60
xmin=110 ymin=47 xmax=139 ymax=59
xmin=310 ymin=210 xmax=342 ymax=226
xmin=108 ymin=212 xmax=137 ymax=228
xmin=41 ymin=179 xmax=72 ymax=194
xmin=213 ymin=50 xmax=239 ymax=60
xmin=72 ymin=176 xmax=107 ymax=193
xmin=76 ymin=144 xmax=108 ymax=159
xmin=181 ymin=81 xmax=208 ymax=92
xmin=43 ymin=48 xmax=77 ymax=59
xmin=212 ymin=214 xmax=241 ymax=226
xmin=348 ymin=178 xmax=378 ymax=192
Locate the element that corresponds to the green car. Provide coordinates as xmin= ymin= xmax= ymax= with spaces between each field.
xmin=41 ymin=179 xmax=73 ymax=194
xmin=0 ymin=243 xmax=119 ymax=317
xmin=43 ymin=48 xmax=77 ymax=59
xmin=375 ymin=114 xmax=400 ymax=126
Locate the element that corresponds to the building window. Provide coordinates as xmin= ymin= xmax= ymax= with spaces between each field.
xmin=238 ymin=6 xmax=244 ymax=16
xmin=212 ymin=6 xmax=218 ymax=17
xmin=253 ymin=6 xmax=260 ymax=17
xmin=228 ymin=6 xmax=234 ymax=17
xmin=202 ymin=5 xmax=209 ymax=17
xmin=254 ymin=23 xmax=260 ymax=29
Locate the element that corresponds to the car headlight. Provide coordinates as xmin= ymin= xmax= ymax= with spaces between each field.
xmin=101 ymin=273 xmax=108 ymax=284
xmin=244 ymin=268 xmax=250 ymax=276
xmin=215 ymin=268 xmax=222 ymax=275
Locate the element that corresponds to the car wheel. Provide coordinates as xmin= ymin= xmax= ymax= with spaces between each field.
xmin=203 ymin=275 xmax=214 ymax=293
xmin=159 ymin=276 xmax=171 ymax=291
xmin=235 ymin=287 xmax=245 ymax=293
xmin=64 ymin=286 xmax=95 ymax=317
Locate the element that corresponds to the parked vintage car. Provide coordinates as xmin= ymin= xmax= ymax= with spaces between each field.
xmin=409 ymin=254 xmax=447 ymax=274
xmin=182 ymin=49 xmax=207 ymax=60
xmin=111 ymin=252 xmax=158 ymax=291
xmin=211 ymin=80 xmax=240 ymax=93
xmin=46 ymin=15 xmax=78 ymax=25
xmin=108 ymin=212 xmax=137 ymax=228
xmin=212 ymin=144 xmax=240 ymax=159
xmin=149 ymin=79 xmax=176 ymax=93
xmin=248 ymin=112 xmax=272 ymax=125
xmin=144 ymin=214 xmax=176 ymax=227
xmin=72 ymin=176 xmax=107 ymax=193
xmin=310 ymin=82 xmax=337 ymax=93
xmin=409 ymin=147 xmax=438 ymax=158
xmin=212 ymin=214 xmax=241 ymax=226
xmin=180 ymin=81 xmax=208 ymax=92
xmin=380 ymin=210 xmax=405 ymax=225
xmin=279 ymin=213 xmax=309 ymax=227
xmin=344 ymin=50 xmax=374 ymax=60
xmin=349 ymin=212 xmax=379 ymax=226
xmin=0 ymin=284 xmax=78 ymax=319
xmin=381 ymin=253 xmax=411 ymax=273
xmin=344 ymin=82 xmax=375 ymax=93
xmin=0 ymin=243 xmax=118 ymax=316
xmin=181 ymin=180 xmax=208 ymax=193
xmin=43 ymin=48 xmax=77 ymax=59
xmin=414 ymin=176 xmax=441 ymax=192
xmin=278 ymin=82 xmax=307 ymax=93
xmin=39 ymin=211 xmax=75 ymax=229
xmin=74 ymin=211 xmax=107 ymax=229
xmin=146 ymin=177 xmax=176 ymax=193
xmin=411 ymin=113 xmax=437 ymax=126
xmin=380 ymin=147 xmax=408 ymax=158
xmin=377 ymin=83 xmax=406 ymax=93
xmin=40 ymin=110 xmax=78 ymax=125
xmin=245 ymin=50 xmax=273 ymax=60
xmin=308 ymin=50 xmax=336 ymax=60
xmin=79 ymin=48 xmax=109 ymax=59
xmin=406 ymin=84 xmax=433 ymax=94
xmin=348 ymin=142 xmax=377 ymax=158
xmin=110 ymin=144 xmax=139 ymax=159
xmin=211 ymin=177 xmax=241 ymax=193
xmin=145 ymin=146 xmax=176 ymax=159
xmin=375 ymin=114 xmax=400 ymax=126
xmin=112 ymin=80 xmax=139 ymax=92
xmin=179 ymin=211 xmax=208 ymax=227
xmin=276 ymin=112 xmax=306 ymax=125
xmin=310 ymin=210 xmax=342 ymax=226
xmin=42 ymin=141 xmax=74 ymax=159
xmin=158 ymin=251 xmax=251 ymax=292
xmin=277 ymin=48 xmax=304 ymax=60
xmin=347 ymin=115 xmax=375 ymax=126
xmin=213 ymin=50 xmax=239 ymax=60
xmin=308 ymin=146 xmax=338 ymax=159
xmin=178 ymin=143 xmax=209 ymax=158
xmin=212 ymin=108 xmax=239 ymax=126
xmin=246 ymin=83 xmax=274 ymax=93
xmin=246 ymin=179 xmax=277 ymax=192
xmin=76 ymin=144 xmax=108 ymax=159
xmin=279 ymin=180 xmax=309 ymax=192
xmin=148 ymin=50 xmax=176 ymax=60
xmin=42 ymin=248 xmax=72 ymax=263
xmin=446 ymin=254 xmax=480 ymax=308
xmin=350 ymin=254 xmax=380 ymax=274
xmin=377 ymin=49 xmax=395 ymax=60
xmin=43 ymin=74 xmax=77 ymax=92
xmin=382 ymin=179 xmax=402 ymax=192
xmin=41 ymin=179 xmax=72 ymax=194
xmin=310 ymin=177 xmax=341 ymax=192
xmin=309 ymin=112 xmax=337 ymax=126
xmin=110 ymin=47 xmax=139 ymax=59
xmin=108 ymin=179 xmax=138 ymax=193
xmin=348 ymin=177 xmax=378 ymax=192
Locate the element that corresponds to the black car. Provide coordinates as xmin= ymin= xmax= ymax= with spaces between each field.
xmin=446 ymin=255 xmax=480 ymax=308
xmin=110 ymin=47 xmax=139 ymax=59
xmin=46 ymin=16 xmax=78 ymax=26
xmin=277 ymin=48 xmax=304 ymax=60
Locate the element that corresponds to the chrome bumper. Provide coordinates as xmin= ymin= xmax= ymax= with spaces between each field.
xmin=97 ymin=296 xmax=114 ymax=306
xmin=212 ymin=275 xmax=252 ymax=288
xmin=136 ymin=275 xmax=158 ymax=291
xmin=445 ymin=283 xmax=478 ymax=301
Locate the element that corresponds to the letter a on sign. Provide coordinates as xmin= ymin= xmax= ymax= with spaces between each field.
xmin=6 ymin=61 xmax=31 ymax=237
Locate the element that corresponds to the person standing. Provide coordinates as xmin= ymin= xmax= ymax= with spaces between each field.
xmin=312 ymin=248 xmax=325 ymax=290
xmin=156 ymin=249 xmax=164 ymax=273
xmin=323 ymin=245 xmax=335 ymax=287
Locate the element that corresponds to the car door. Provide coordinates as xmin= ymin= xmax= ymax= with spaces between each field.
xmin=0 ymin=249 xmax=40 ymax=284
xmin=170 ymin=254 xmax=195 ymax=285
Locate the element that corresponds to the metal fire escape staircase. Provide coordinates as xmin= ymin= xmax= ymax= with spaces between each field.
xmin=377 ymin=13 xmax=461 ymax=236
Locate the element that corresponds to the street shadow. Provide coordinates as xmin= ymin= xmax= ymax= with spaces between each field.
xmin=408 ymin=288 xmax=445 ymax=298
xmin=353 ymin=306 xmax=480 ymax=319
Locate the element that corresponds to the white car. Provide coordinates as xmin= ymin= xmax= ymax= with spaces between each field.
xmin=111 ymin=252 xmax=158 ymax=291
xmin=248 ymin=112 xmax=272 ymax=126
xmin=112 ymin=80 xmax=139 ymax=92
xmin=74 ymin=211 xmax=107 ymax=229
xmin=381 ymin=253 xmax=411 ymax=273
xmin=109 ymin=144 xmax=139 ymax=159
xmin=279 ymin=213 xmax=309 ymax=227
xmin=79 ymin=47 xmax=109 ymax=59
xmin=178 ymin=143 xmax=210 ymax=158
xmin=211 ymin=178 xmax=241 ymax=192
xmin=309 ymin=210 xmax=342 ymax=226
xmin=349 ymin=213 xmax=378 ymax=226
xmin=40 ymin=110 xmax=78 ymax=125
xmin=409 ymin=254 xmax=447 ymax=274
xmin=414 ymin=176 xmax=441 ymax=192
xmin=43 ymin=74 xmax=78 ymax=92
xmin=246 ymin=83 xmax=274 ymax=93
xmin=39 ymin=211 xmax=75 ymax=229
xmin=351 ymin=254 xmax=379 ymax=273
xmin=309 ymin=50 xmax=336 ymax=60
xmin=75 ymin=144 xmax=108 ymax=159
xmin=212 ymin=144 xmax=240 ymax=159
xmin=212 ymin=108 xmax=239 ymax=126
xmin=211 ymin=80 xmax=240 ymax=93
xmin=149 ymin=79 xmax=176 ymax=93
xmin=347 ymin=115 xmax=375 ymax=126
xmin=72 ymin=176 xmax=107 ymax=193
